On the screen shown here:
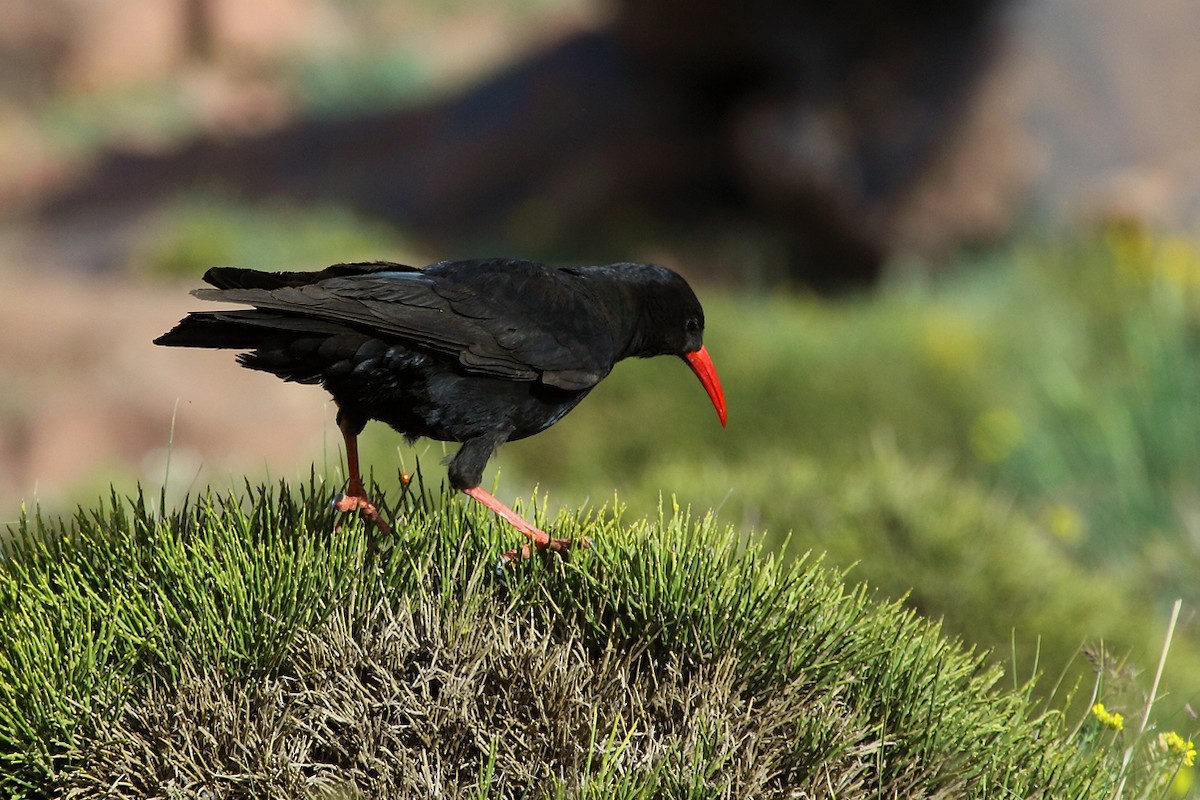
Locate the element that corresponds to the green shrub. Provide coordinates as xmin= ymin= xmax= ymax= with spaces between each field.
xmin=137 ymin=197 xmax=409 ymax=280
xmin=0 ymin=482 xmax=1177 ymax=798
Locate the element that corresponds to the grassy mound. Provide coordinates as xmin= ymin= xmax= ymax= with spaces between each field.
xmin=0 ymin=481 xmax=1177 ymax=798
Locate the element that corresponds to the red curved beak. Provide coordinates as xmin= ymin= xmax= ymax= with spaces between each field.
xmin=684 ymin=345 xmax=727 ymax=427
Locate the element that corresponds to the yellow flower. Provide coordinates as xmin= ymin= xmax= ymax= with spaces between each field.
xmin=1091 ymin=702 xmax=1125 ymax=732
xmin=1162 ymin=731 xmax=1197 ymax=768
xmin=1170 ymin=765 xmax=1193 ymax=797
xmin=1041 ymin=503 xmax=1085 ymax=544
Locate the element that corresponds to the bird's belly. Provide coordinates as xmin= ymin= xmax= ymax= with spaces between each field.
xmin=334 ymin=357 xmax=587 ymax=444
xmin=420 ymin=375 xmax=586 ymax=441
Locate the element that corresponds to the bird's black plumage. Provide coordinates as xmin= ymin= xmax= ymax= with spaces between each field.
xmin=156 ymin=257 xmax=725 ymax=553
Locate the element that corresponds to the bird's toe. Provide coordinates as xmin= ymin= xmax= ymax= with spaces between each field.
xmin=332 ymin=492 xmax=392 ymax=534
xmin=495 ymin=534 xmax=585 ymax=568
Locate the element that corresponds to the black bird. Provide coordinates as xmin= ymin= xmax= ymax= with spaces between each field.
xmin=155 ymin=258 xmax=726 ymax=557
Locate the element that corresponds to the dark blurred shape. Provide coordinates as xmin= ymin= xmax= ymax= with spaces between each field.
xmin=616 ymin=0 xmax=1006 ymax=289
xmin=38 ymin=0 xmax=1008 ymax=291
xmin=183 ymin=0 xmax=217 ymax=64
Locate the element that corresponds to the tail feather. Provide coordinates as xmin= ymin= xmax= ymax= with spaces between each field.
xmin=153 ymin=310 xmax=351 ymax=349
xmin=157 ymin=261 xmax=421 ymax=353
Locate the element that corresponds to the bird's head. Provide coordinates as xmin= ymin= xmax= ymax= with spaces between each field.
xmin=607 ymin=263 xmax=728 ymax=428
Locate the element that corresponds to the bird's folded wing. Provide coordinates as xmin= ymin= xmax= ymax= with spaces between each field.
xmin=192 ymin=262 xmax=614 ymax=390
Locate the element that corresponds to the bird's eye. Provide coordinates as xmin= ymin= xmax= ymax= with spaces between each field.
xmin=685 ymin=317 xmax=701 ymax=332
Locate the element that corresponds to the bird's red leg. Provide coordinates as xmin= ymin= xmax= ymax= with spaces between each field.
xmin=462 ymin=485 xmax=586 ymax=563
xmin=333 ymin=423 xmax=391 ymax=534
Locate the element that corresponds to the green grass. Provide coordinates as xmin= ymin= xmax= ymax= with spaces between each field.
xmin=136 ymin=196 xmax=410 ymax=280
xmin=1 ymin=480 xmax=1188 ymax=798
xmin=294 ymin=52 xmax=430 ymax=118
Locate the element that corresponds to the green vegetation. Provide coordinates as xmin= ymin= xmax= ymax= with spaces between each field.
xmin=0 ymin=481 xmax=1192 ymax=798
xmin=138 ymin=197 xmax=409 ymax=280
xmin=295 ymin=53 xmax=430 ymax=117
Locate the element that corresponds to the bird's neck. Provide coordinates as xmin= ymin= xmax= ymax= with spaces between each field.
xmin=571 ymin=275 xmax=651 ymax=361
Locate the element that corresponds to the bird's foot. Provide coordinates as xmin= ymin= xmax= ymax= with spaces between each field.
xmin=462 ymin=485 xmax=591 ymax=570
xmin=332 ymin=491 xmax=392 ymax=534
xmin=496 ymin=534 xmax=590 ymax=569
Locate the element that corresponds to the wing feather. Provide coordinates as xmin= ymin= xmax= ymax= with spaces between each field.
xmin=190 ymin=259 xmax=614 ymax=388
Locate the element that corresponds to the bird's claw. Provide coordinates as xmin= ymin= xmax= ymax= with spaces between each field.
xmin=331 ymin=492 xmax=392 ymax=534
xmin=495 ymin=534 xmax=590 ymax=570
xmin=332 ymin=491 xmax=364 ymax=513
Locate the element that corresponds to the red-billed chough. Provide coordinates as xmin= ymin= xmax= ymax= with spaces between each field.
xmin=155 ymin=258 xmax=726 ymax=559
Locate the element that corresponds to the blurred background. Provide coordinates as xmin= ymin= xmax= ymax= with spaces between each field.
xmin=2 ymin=0 xmax=1200 ymax=746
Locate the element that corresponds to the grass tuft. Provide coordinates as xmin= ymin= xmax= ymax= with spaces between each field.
xmin=0 ymin=479 xmax=1177 ymax=797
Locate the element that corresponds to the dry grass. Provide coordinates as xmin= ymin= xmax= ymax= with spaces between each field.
xmin=65 ymin=597 xmax=888 ymax=798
